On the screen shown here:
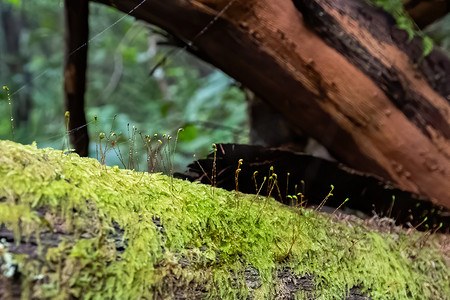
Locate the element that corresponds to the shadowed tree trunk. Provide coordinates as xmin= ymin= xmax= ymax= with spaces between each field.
xmin=64 ymin=0 xmax=89 ymax=156
xmin=79 ymin=0 xmax=450 ymax=211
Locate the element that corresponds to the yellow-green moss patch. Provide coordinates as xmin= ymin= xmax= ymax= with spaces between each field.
xmin=0 ymin=140 xmax=448 ymax=299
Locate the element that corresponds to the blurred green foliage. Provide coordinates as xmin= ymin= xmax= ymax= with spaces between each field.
xmin=425 ymin=14 xmax=450 ymax=56
xmin=0 ymin=1 xmax=249 ymax=172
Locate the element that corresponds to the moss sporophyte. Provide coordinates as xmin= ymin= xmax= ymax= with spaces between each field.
xmin=0 ymin=140 xmax=448 ymax=299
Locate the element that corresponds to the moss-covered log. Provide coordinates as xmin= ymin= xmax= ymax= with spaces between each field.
xmin=0 ymin=140 xmax=448 ymax=299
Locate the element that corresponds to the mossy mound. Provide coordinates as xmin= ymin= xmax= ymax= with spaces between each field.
xmin=0 ymin=140 xmax=448 ymax=299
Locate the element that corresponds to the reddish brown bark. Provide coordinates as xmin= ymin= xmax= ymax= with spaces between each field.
xmin=91 ymin=0 xmax=450 ymax=210
xmin=64 ymin=0 xmax=89 ymax=156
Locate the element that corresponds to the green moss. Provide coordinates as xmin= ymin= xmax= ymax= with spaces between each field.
xmin=0 ymin=140 xmax=448 ymax=299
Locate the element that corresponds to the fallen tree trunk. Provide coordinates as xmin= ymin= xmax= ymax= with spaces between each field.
xmin=89 ymin=0 xmax=450 ymax=210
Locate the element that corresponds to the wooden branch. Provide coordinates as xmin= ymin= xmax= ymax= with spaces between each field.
xmin=64 ymin=0 xmax=89 ymax=156
xmin=92 ymin=0 xmax=450 ymax=210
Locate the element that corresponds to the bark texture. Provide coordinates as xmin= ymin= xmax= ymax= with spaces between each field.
xmin=64 ymin=0 xmax=89 ymax=156
xmin=91 ymin=0 xmax=450 ymax=210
